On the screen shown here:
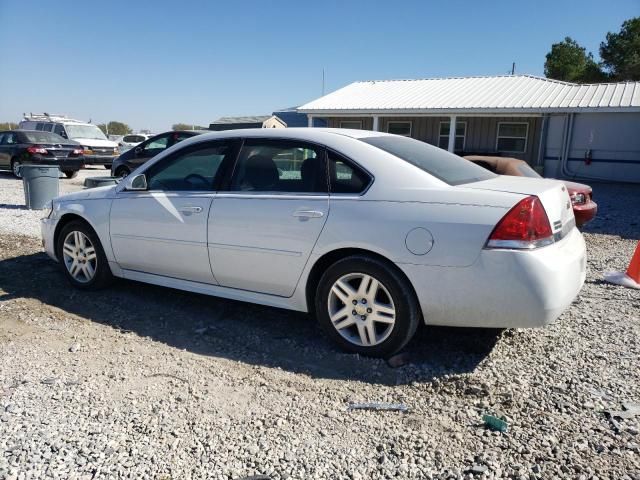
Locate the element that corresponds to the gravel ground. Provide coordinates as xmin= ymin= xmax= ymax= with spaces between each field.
xmin=0 ymin=181 xmax=639 ymax=479
xmin=0 ymin=168 xmax=110 ymax=238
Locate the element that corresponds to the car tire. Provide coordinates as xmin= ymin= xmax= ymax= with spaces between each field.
xmin=315 ymin=255 xmax=420 ymax=358
xmin=10 ymin=158 xmax=21 ymax=178
xmin=115 ymin=166 xmax=130 ymax=178
xmin=62 ymin=170 xmax=79 ymax=179
xmin=56 ymin=220 xmax=114 ymax=290
xmin=104 ymin=164 xmax=112 ymax=169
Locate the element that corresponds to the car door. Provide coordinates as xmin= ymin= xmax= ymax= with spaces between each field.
xmin=0 ymin=132 xmax=18 ymax=168
xmin=208 ymin=138 xmax=329 ymax=297
xmin=110 ymin=139 xmax=238 ymax=284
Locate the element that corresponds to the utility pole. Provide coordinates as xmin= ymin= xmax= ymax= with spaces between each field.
xmin=511 ymin=62 xmax=516 ymax=75
xmin=322 ymin=68 xmax=325 ymax=96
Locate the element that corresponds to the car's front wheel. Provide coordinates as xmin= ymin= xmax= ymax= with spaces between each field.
xmin=62 ymin=170 xmax=78 ymax=179
xmin=56 ymin=220 xmax=113 ymax=290
xmin=315 ymin=255 xmax=420 ymax=358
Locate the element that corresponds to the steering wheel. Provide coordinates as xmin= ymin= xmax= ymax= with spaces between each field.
xmin=184 ymin=173 xmax=209 ymax=188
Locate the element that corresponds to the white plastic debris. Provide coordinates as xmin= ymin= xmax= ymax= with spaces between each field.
xmin=603 ymin=271 xmax=640 ymax=289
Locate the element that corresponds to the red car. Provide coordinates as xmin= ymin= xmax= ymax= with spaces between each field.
xmin=465 ymin=156 xmax=597 ymax=227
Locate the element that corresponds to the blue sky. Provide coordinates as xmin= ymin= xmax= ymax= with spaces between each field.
xmin=0 ymin=0 xmax=637 ymax=131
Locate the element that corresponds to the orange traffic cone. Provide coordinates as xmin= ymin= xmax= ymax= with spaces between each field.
xmin=604 ymin=241 xmax=640 ymax=289
xmin=626 ymin=241 xmax=640 ymax=284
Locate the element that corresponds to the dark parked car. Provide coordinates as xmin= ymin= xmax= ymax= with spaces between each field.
xmin=465 ymin=155 xmax=597 ymax=227
xmin=110 ymin=130 xmax=205 ymax=177
xmin=0 ymin=130 xmax=84 ymax=178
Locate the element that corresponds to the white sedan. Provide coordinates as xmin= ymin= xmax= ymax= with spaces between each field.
xmin=41 ymin=128 xmax=586 ymax=357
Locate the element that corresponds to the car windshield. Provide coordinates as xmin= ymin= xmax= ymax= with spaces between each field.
xmin=361 ymin=136 xmax=496 ymax=185
xmin=21 ymin=131 xmax=73 ymax=144
xmin=64 ymin=124 xmax=107 ymax=140
xmin=516 ymin=163 xmax=542 ymax=178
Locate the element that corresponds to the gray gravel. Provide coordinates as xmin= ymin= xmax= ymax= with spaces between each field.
xmin=0 ymin=181 xmax=639 ymax=479
xmin=0 ymin=169 xmax=109 ymax=238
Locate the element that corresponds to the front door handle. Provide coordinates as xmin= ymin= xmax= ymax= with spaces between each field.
xmin=180 ymin=206 xmax=203 ymax=215
xmin=293 ymin=210 xmax=324 ymax=218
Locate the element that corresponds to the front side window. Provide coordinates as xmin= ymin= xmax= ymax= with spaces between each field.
xmin=145 ymin=143 xmax=230 ymax=191
xmin=387 ymin=121 xmax=412 ymax=137
xmin=362 ymin=135 xmax=495 ymax=186
xmin=438 ymin=122 xmax=466 ymax=151
xmin=339 ymin=121 xmax=362 ymax=130
xmin=496 ymin=123 xmax=528 ymax=153
xmin=230 ymin=140 xmax=326 ymax=193
xmin=53 ymin=124 xmax=67 ymax=138
xmin=327 ymin=151 xmax=371 ymax=194
xmin=143 ymin=135 xmax=169 ymax=155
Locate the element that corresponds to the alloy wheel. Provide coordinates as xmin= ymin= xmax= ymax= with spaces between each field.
xmin=12 ymin=161 xmax=21 ymax=177
xmin=327 ymin=272 xmax=396 ymax=347
xmin=62 ymin=231 xmax=97 ymax=283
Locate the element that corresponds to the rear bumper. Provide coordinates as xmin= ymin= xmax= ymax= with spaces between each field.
xmin=400 ymin=227 xmax=586 ymax=328
xmin=83 ymin=155 xmax=116 ymax=166
xmin=573 ymin=201 xmax=597 ymax=227
xmin=26 ymin=156 xmax=83 ymax=171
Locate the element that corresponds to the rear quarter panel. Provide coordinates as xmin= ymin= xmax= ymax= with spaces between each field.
xmin=315 ymin=193 xmax=519 ymax=267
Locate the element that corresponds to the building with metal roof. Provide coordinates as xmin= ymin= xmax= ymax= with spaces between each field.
xmin=298 ymin=75 xmax=640 ymax=183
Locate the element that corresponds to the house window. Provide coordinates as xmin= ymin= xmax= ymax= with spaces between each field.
xmin=387 ymin=121 xmax=412 ymax=137
xmin=496 ymin=122 xmax=528 ymax=153
xmin=339 ymin=121 xmax=362 ymax=129
xmin=438 ymin=121 xmax=466 ymax=151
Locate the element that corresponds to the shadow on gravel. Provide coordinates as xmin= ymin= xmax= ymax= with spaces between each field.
xmin=0 ymin=250 xmax=500 ymax=386
xmin=0 ymin=204 xmax=27 ymax=210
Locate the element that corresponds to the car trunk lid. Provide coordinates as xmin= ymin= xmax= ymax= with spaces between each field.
xmin=464 ymin=175 xmax=575 ymax=235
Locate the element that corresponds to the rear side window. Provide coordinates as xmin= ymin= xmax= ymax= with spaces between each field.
xmin=327 ymin=151 xmax=371 ymax=194
xmin=362 ymin=136 xmax=495 ymax=186
xmin=229 ymin=139 xmax=326 ymax=193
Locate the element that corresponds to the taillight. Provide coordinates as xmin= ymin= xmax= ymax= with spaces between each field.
xmin=27 ymin=145 xmax=48 ymax=155
xmin=486 ymin=196 xmax=554 ymax=250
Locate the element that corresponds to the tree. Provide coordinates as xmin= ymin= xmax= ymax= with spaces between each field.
xmin=600 ymin=17 xmax=640 ymax=81
xmin=0 ymin=122 xmax=18 ymax=130
xmin=97 ymin=121 xmax=132 ymax=136
xmin=172 ymin=123 xmax=207 ymax=131
xmin=544 ymin=37 xmax=607 ymax=83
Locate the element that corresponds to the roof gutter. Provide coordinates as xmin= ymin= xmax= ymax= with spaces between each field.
xmin=296 ymin=107 xmax=640 ymax=116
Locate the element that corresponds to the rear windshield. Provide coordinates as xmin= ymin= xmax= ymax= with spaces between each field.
xmin=362 ymin=136 xmax=496 ymax=185
xmin=516 ymin=163 xmax=542 ymax=178
xmin=20 ymin=131 xmax=72 ymax=144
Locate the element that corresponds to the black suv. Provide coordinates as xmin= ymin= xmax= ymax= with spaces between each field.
xmin=110 ymin=130 xmax=205 ymax=177
xmin=0 ymin=130 xmax=84 ymax=178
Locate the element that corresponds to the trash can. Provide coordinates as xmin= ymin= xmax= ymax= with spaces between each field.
xmin=21 ymin=165 xmax=60 ymax=210
xmin=84 ymin=176 xmax=120 ymax=189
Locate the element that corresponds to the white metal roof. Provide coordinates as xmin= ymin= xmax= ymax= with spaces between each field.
xmin=298 ymin=75 xmax=640 ymax=115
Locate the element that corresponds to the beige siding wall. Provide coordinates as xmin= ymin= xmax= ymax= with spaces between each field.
xmin=326 ymin=116 xmax=542 ymax=165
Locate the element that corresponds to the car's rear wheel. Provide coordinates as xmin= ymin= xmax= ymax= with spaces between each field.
xmin=56 ymin=220 xmax=113 ymax=290
xmin=11 ymin=158 xmax=21 ymax=178
xmin=62 ymin=170 xmax=78 ymax=179
xmin=315 ymin=255 xmax=420 ymax=357
xmin=115 ymin=166 xmax=130 ymax=178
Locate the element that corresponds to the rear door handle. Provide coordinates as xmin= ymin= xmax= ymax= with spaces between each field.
xmin=180 ymin=206 xmax=203 ymax=215
xmin=293 ymin=210 xmax=324 ymax=218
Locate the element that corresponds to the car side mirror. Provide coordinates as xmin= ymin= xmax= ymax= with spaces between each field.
xmin=125 ymin=174 xmax=147 ymax=191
